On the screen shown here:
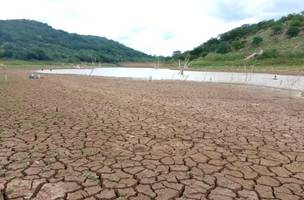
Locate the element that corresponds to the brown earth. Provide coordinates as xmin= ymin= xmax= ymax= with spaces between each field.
xmin=0 ymin=70 xmax=304 ymax=200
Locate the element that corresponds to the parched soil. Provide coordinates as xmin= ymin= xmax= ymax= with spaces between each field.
xmin=0 ymin=70 xmax=304 ymax=200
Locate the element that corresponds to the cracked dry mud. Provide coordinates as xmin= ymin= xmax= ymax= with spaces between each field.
xmin=1 ymin=70 xmax=304 ymax=200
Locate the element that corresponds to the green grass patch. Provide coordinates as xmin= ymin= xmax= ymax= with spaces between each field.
xmin=0 ymin=59 xmax=117 ymax=69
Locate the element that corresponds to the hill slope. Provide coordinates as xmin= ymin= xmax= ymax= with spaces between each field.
xmin=177 ymin=13 xmax=304 ymax=67
xmin=0 ymin=19 xmax=152 ymax=63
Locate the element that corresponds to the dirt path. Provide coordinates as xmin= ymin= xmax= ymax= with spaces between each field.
xmin=1 ymin=70 xmax=304 ymax=200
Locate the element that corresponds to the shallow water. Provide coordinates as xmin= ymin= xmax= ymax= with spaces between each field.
xmin=38 ymin=67 xmax=304 ymax=91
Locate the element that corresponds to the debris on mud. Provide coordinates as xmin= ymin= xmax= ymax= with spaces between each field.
xmin=83 ymin=170 xmax=100 ymax=182
xmin=28 ymin=73 xmax=41 ymax=80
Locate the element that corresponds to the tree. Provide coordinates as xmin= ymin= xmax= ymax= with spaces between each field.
xmin=188 ymin=38 xmax=220 ymax=58
xmin=286 ymin=27 xmax=300 ymax=37
xmin=172 ymin=51 xmax=182 ymax=59
xmin=252 ymin=36 xmax=263 ymax=46
xmin=216 ymin=42 xmax=232 ymax=54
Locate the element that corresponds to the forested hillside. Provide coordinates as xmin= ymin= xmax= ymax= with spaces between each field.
xmin=0 ymin=19 xmax=152 ymax=63
xmin=174 ymin=13 xmax=304 ymax=67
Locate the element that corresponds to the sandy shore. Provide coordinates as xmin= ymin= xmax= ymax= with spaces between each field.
xmin=118 ymin=62 xmax=304 ymax=76
xmin=1 ymin=70 xmax=304 ymax=200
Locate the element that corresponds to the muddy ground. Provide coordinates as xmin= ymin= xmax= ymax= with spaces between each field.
xmin=0 ymin=70 xmax=304 ymax=200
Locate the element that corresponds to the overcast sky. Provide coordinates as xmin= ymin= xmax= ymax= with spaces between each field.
xmin=0 ymin=0 xmax=303 ymax=56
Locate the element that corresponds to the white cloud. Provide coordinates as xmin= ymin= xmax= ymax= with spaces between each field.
xmin=0 ymin=0 xmax=302 ymax=56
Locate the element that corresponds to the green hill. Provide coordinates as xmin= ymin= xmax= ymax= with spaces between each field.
xmin=0 ymin=19 xmax=152 ymax=63
xmin=176 ymin=13 xmax=304 ymax=68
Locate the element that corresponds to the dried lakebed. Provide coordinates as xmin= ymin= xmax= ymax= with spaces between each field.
xmin=1 ymin=70 xmax=304 ymax=200
xmin=38 ymin=67 xmax=304 ymax=91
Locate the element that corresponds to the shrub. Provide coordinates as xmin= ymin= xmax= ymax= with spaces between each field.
xmin=259 ymin=49 xmax=279 ymax=59
xmin=252 ymin=36 xmax=263 ymax=46
xmin=216 ymin=42 xmax=232 ymax=54
xmin=272 ymin=24 xmax=283 ymax=35
xmin=286 ymin=27 xmax=300 ymax=37
xmin=232 ymin=40 xmax=245 ymax=50
xmin=290 ymin=19 xmax=303 ymax=27
xmin=199 ymin=51 xmax=208 ymax=57
xmin=256 ymin=20 xmax=275 ymax=30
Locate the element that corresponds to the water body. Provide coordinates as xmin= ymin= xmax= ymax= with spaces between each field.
xmin=38 ymin=68 xmax=304 ymax=91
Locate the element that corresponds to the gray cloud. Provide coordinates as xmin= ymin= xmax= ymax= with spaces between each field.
xmin=210 ymin=0 xmax=304 ymax=22
xmin=130 ymin=27 xmax=147 ymax=34
xmin=265 ymin=0 xmax=304 ymax=15
xmin=209 ymin=1 xmax=250 ymax=21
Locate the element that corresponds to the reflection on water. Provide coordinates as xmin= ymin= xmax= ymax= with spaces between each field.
xmin=38 ymin=68 xmax=304 ymax=91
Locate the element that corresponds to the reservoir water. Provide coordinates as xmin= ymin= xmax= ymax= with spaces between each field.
xmin=38 ymin=67 xmax=304 ymax=91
